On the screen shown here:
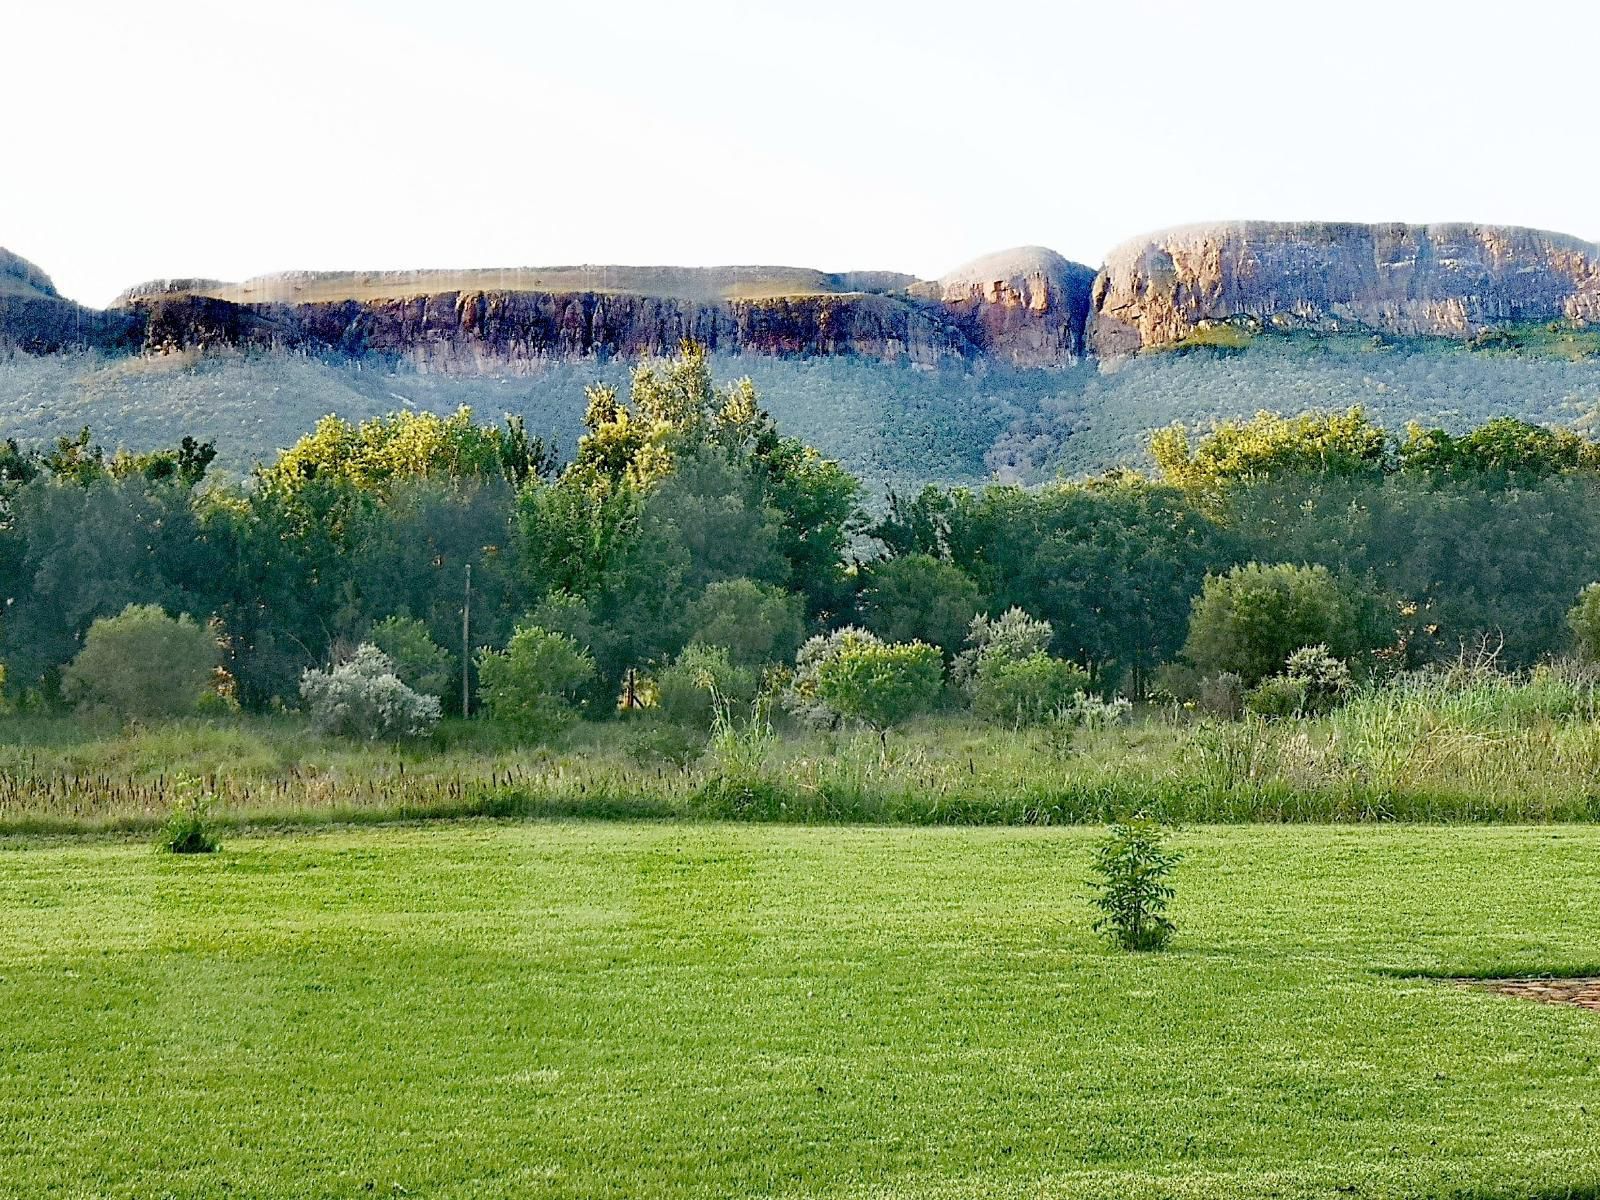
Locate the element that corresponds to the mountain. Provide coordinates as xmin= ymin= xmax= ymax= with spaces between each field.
xmin=5 ymin=222 xmax=1600 ymax=492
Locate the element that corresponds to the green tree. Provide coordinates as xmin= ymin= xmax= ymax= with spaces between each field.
xmin=685 ymin=579 xmax=805 ymax=669
xmin=859 ymin=554 xmax=982 ymax=656
xmin=1568 ymin=584 xmax=1600 ymax=661
xmin=813 ymin=638 xmax=943 ymax=752
xmin=1182 ymin=563 xmax=1378 ymax=686
xmin=368 ymin=615 xmax=454 ymax=701
xmin=62 ymin=604 xmax=218 ymax=719
xmin=476 ymin=626 xmax=597 ymax=737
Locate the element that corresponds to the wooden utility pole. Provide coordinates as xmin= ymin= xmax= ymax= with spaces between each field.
xmin=462 ymin=562 xmax=472 ymax=718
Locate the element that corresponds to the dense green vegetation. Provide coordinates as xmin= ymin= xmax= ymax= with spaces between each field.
xmin=5 ymin=821 xmax=1600 ymax=1198
xmin=12 ymin=345 xmax=1600 ymax=780
xmin=10 ymin=330 xmax=1600 ymax=491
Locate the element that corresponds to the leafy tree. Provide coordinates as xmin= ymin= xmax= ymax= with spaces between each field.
xmin=62 ymin=604 xmax=218 ymax=719
xmin=476 ymin=626 xmax=596 ymax=736
xmin=859 ymin=554 xmax=982 ymax=656
xmin=1150 ymin=407 xmax=1391 ymax=494
xmin=971 ymin=652 xmax=1089 ymax=728
xmin=685 ymin=579 xmax=805 ymax=668
xmin=813 ymin=638 xmax=944 ymax=751
xmin=1182 ymin=563 xmax=1380 ymax=686
xmin=368 ymin=615 xmax=454 ymax=701
xmin=1568 ymin=584 xmax=1600 ymax=661
xmin=951 ymin=607 xmax=1055 ymax=692
xmin=1089 ymin=815 xmax=1181 ymax=951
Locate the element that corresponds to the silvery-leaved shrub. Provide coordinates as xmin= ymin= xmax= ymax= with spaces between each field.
xmin=300 ymin=644 xmax=441 ymax=740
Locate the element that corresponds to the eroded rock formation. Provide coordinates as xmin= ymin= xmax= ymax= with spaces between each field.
xmin=1088 ymin=221 xmax=1600 ymax=355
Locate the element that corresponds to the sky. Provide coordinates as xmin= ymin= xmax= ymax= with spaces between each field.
xmin=6 ymin=0 xmax=1599 ymax=306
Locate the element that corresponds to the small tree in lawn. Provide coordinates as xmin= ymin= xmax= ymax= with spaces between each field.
xmin=1089 ymin=814 xmax=1181 ymax=951
xmin=813 ymin=637 xmax=943 ymax=755
xmin=1569 ymin=583 xmax=1600 ymax=661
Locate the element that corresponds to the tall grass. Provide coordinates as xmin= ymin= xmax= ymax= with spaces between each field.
xmin=7 ymin=662 xmax=1600 ymax=834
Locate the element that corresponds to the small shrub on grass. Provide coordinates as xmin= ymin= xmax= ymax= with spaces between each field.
xmin=1245 ymin=674 xmax=1309 ymax=719
xmin=1089 ymin=814 xmax=1180 ymax=951
xmin=159 ymin=775 xmax=219 ymax=854
xmin=972 ymin=653 xmax=1090 ymax=728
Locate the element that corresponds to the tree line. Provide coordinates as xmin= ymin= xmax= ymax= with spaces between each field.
xmin=6 ymin=343 xmax=1600 ymax=724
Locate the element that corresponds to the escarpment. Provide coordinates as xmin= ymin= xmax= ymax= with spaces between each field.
xmin=9 ymin=221 xmax=1600 ymax=371
xmin=1088 ymin=221 xmax=1600 ymax=355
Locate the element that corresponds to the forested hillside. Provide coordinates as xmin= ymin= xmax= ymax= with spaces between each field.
xmin=6 ymin=337 xmax=1600 ymax=493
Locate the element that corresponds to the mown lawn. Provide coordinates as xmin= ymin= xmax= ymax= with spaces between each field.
xmin=2 ymin=822 xmax=1599 ymax=1198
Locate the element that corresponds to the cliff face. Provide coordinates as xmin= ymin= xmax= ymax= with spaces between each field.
xmin=1089 ymin=221 xmax=1600 ymax=354
xmin=932 ymin=246 xmax=1096 ymax=364
xmin=115 ymin=250 xmax=1093 ymax=369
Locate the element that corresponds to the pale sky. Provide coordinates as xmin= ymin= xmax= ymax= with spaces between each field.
xmin=6 ymin=0 xmax=1599 ymax=306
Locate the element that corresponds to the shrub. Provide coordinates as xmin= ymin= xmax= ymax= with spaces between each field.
xmin=368 ymin=615 xmax=454 ymax=701
xmin=1197 ymin=672 xmax=1245 ymax=719
xmin=62 ymin=604 xmax=219 ymax=720
xmin=1182 ymin=562 xmax=1377 ymax=686
xmin=813 ymin=637 xmax=944 ymax=750
xmin=951 ymin=607 xmax=1054 ymax=693
xmin=1569 ymin=583 xmax=1600 ymax=661
xmin=1283 ymin=643 xmax=1353 ymax=714
xmin=785 ymin=626 xmax=882 ymax=727
xmin=299 ymin=645 xmax=442 ymax=740
xmin=655 ymin=643 xmax=757 ymax=729
xmin=1245 ymin=674 xmax=1309 ymax=719
xmin=972 ymin=652 xmax=1090 ymax=728
xmin=476 ymin=626 xmax=596 ymax=738
xmin=1089 ymin=815 xmax=1181 ymax=951
xmin=159 ymin=774 xmax=220 ymax=855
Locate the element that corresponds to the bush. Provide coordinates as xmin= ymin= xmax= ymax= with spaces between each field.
xmin=1569 ymin=583 xmax=1600 ymax=661
xmin=62 ymin=604 xmax=219 ymax=720
xmin=1197 ymin=672 xmax=1245 ymax=719
xmin=1182 ymin=563 xmax=1377 ymax=686
xmin=368 ymin=615 xmax=454 ymax=702
xmin=655 ymin=643 xmax=757 ymax=729
xmin=159 ymin=775 xmax=220 ymax=855
xmin=476 ymin=626 xmax=596 ymax=738
xmin=813 ymin=637 xmax=944 ymax=749
xmin=1244 ymin=675 xmax=1308 ymax=719
xmin=1283 ymin=643 xmax=1353 ymax=714
xmin=951 ymin=607 xmax=1054 ymax=693
xmin=785 ymin=627 xmax=882 ymax=727
xmin=1089 ymin=815 xmax=1181 ymax=951
xmin=972 ymin=652 xmax=1090 ymax=728
xmin=299 ymin=645 xmax=442 ymax=740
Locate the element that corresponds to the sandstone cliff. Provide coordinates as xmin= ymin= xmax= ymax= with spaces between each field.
xmin=1089 ymin=221 xmax=1600 ymax=355
xmin=112 ymin=251 xmax=1092 ymax=369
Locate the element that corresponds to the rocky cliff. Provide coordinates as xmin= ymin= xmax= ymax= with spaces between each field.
xmin=0 ymin=249 xmax=138 ymax=353
xmin=109 ymin=253 xmax=1089 ymax=370
xmin=1089 ymin=221 xmax=1600 ymax=355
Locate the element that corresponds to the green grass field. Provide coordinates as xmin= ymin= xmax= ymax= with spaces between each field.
xmin=4 ymin=821 xmax=1599 ymax=1198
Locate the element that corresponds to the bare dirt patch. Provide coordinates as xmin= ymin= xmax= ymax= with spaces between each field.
xmin=1455 ymin=977 xmax=1600 ymax=1011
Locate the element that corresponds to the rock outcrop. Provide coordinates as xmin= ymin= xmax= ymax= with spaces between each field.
xmin=112 ymin=251 xmax=1095 ymax=369
xmin=931 ymin=246 xmax=1096 ymax=364
xmin=1089 ymin=221 xmax=1600 ymax=355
